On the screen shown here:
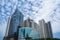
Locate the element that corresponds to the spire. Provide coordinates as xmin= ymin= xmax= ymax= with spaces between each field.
xmin=14 ymin=8 xmax=21 ymax=14
xmin=11 ymin=8 xmax=22 ymax=17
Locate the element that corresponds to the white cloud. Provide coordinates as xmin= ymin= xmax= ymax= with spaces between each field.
xmin=32 ymin=6 xmax=39 ymax=11
xmin=24 ymin=3 xmax=30 ymax=9
xmin=7 ymin=2 xmax=11 ymax=7
xmin=27 ymin=0 xmax=36 ymax=2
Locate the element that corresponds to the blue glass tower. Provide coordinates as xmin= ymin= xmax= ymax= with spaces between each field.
xmin=8 ymin=9 xmax=24 ymax=36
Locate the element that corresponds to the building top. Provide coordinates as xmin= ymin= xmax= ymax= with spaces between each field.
xmin=24 ymin=18 xmax=33 ymax=22
xmin=11 ymin=8 xmax=24 ymax=17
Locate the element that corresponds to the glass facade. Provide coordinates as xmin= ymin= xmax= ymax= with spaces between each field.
xmin=18 ymin=27 xmax=40 ymax=40
xmin=18 ymin=27 xmax=32 ymax=40
xmin=29 ymin=22 xmax=32 ymax=27
xmin=8 ymin=9 xmax=24 ymax=36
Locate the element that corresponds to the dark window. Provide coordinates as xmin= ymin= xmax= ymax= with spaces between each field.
xmin=29 ymin=22 xmax=32 ymax=27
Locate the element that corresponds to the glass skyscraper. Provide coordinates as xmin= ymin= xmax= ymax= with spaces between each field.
xmin=7 ymin=9 xmax=24 ymax=36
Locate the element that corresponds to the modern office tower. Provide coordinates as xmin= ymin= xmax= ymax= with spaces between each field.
xmin=3 ymin=9 xmax=24 ymax=40
xmin=8 ymin=9 xmax=24 ymax=36
xmin=39 ymin=19 xmax=53 ymax=38
xmin=45 ymin=22 xmax=53 ymax=38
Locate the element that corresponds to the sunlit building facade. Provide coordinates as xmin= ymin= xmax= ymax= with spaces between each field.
xmin=39 ymin=19 xmax=53 ymax=38
xmin=39 ymin=19 xmax=46 ymax=38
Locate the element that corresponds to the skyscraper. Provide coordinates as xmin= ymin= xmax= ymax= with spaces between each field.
xmin=39 ymin=19 xmax=46 ymax=38
xmin=39 ymin=19 xmax=53 ymax=38
xmin=8 ymin=9 xmax=24 ymax=36
xmin=45 ymin=22 xmax=53 ymax=38
xmin=4 ymin=9 xmax=24 ymax=40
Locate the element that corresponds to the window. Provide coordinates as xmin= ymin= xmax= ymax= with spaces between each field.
xmin=29 ymin=21 xmax=32 ymax=27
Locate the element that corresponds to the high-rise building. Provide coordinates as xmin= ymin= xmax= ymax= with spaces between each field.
xmin=24 ymin=18 xmax=39 ymax=30
xmin=4 ymin=9 xmax=24 ymax=40
xmin=39 ymin=19 xmax=53 ymax=38
xmin=39 ymin=19 xmax=46 ymax=38
xmin=8 ymin=9 xmax=24 ymax=36
xmin=24 ymin=18 xmax=34 ymax=28
xmin=45 ymin=22 xmax=53 ymax=38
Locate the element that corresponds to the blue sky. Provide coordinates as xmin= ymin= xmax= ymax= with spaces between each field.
xmin=0 ymin=0 xmax=60 ymax=40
